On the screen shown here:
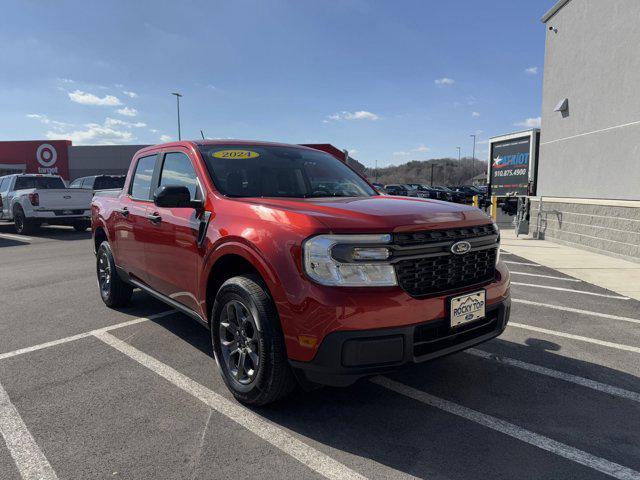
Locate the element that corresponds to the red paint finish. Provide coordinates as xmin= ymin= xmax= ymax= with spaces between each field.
xmin=0 ymin=140 xmax=71 ymax=179
xmin=93 ymin=140 xmax=510 ymax=364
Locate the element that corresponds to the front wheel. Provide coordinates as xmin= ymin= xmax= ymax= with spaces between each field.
xmin=211 ymin=275 xmax=296 ymax=405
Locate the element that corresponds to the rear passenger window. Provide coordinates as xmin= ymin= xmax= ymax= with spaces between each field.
xmin=130 ymin=155 xmax=157 ymax=200
xmin=159 ymin=152 xmax=200 ymax=199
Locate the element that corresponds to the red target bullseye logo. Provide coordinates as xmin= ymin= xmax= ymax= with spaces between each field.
xmin=36 ymin=144 xmax=58 ymax=168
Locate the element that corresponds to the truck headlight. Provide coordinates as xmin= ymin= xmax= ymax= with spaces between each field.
xmin=303 ymin=234 xmax=397 ymax=286
xmin=492 ymin=220 xmax=501 ymax=264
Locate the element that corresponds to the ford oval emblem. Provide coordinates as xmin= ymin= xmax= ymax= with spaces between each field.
xmin=451 ymin=240 xmax=471 ymax=255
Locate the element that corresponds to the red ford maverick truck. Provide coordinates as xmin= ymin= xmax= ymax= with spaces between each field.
xmin=92 ymin=140 xmax=510 ymax=405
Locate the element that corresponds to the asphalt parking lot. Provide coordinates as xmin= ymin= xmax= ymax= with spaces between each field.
xmin=1 ymin=224 xmax=639 ymax=480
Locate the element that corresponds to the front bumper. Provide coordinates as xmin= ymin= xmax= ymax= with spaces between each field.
xmin=290 ymin=296 xmax=510 ymax=387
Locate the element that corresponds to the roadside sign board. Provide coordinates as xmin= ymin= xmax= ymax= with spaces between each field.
xmin=488 ymin=129 xmax=539 ymax=197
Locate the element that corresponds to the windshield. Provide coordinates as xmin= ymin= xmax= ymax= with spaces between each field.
xmin=14 ymin=176 xmax=65 ymax=189
xmin=199 ymin=145 xmax=376 ymax=198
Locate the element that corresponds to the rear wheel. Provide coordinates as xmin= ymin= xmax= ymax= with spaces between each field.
xmin=13 ymin=207 xmax=36 ymax=235
xmin=97 ymin=241 xmax=133 ymax=308
xmin=73 ymin=220 xmax=90 ymax=232
xmin=211 ymin=275 xmax=296 ymax=405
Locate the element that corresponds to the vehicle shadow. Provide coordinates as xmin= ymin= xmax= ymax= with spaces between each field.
xmin=0 ymin=223 xmax=92 ymax=241
xmin=148 ymin=312 xmax=640 ymax=479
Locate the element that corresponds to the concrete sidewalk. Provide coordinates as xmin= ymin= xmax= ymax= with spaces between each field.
xmin=500 ymin=229 xmax=640 ymax=301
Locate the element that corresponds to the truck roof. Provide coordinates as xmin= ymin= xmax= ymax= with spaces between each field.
xmin=139 ymin=139 xmax=321 ymax=153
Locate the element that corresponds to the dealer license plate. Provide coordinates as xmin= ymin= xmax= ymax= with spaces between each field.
xmin=450 ymin=290 xmax=486 ymax=328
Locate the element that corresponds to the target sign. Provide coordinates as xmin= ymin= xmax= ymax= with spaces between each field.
xmin=36 ymin=144 xmax=58 ymax=167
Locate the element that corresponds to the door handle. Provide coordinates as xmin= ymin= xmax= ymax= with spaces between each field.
xmin=148 ymin=213 xmax=162 ymax=224
xmin=116 ymin=207 xmax=129 ymax=218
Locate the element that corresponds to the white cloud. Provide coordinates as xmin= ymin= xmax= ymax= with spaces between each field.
xmin=46 ymin=123 xmax=134 ymax=145
xmin=326 ymin=110 xmax=380 ymax=122
xmin=471 ymin=111 xmax=481 ymax=117
xmin=116 ymin=106 xmax=138 ymax=117
xmin=123 ymin=90 xmax=138 ymax=98
xmin=393 ymin=144 xmax=430 ymax=157
xmin=515 ymin=116 xmax=542 ymax=128
xmin=435 ymin=77 xmax=455 ymax=86
xmin=160 ymin=135 xmax=172 ymax=142
xmin=26 ymin=113 xmax=69 ymax=130
xmin=149 ymin=128 xmax=159 ymax=134
xmin=68 ymin=90 xmax=122 ymax=106
xmin=105 ymin=117 xmax=146 ymax=128
xmin=525 ymin=66 xmax=538 ymax=75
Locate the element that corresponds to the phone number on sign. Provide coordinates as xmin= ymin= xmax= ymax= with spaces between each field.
xmin=494 ymin=168 xmax=527 ymax=177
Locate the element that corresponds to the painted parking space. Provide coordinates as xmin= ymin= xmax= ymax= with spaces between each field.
xmin=1 ymin=237 xmax=640 ymax=479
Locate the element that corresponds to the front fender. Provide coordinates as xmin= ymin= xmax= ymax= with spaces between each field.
xmin=198 ymin=239 xmax=287 ymax=319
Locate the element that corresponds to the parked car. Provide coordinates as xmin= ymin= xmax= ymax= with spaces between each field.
xmin=450 ymin=185 xmax=486 ymax=205
xmin=383 ymin=184 xmax=409 ymax=196
xmin=92 ymin=140 xmax=510 ymax=405
xmin=433 ymin=186 xmax=465 ymax=203
xmin=0 ymin=174 xmax=93 ymax=234
xmin=70 ymin=175 xmax=126 ymax=193
xmin=406 ymin=184 xmax=447 ymax=200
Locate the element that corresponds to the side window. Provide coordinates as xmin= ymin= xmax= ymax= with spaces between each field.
xmin=159 ymin=152 xmax=200 ymax=200
xmin=129 ymin=155 xmax=157 ymax=200
xmin=82 ymin=177 xmax=95 ymax=189
xmin=69 ymin=178 xmax=82 ymax=188
xmin=0 ymin=178 xmax=6 ymax=192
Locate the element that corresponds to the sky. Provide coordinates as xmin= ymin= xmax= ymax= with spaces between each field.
xmin=0 ymin=0 xmax=556 ymax=167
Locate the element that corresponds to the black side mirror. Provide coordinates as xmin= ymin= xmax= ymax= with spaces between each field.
xmin=153 ymin=185 xmax=202 ymax=209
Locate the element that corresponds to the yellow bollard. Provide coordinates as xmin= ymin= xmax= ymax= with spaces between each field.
xmin=472 ymin=195 xmax=479 ymax=208
xmin=490 ymin=196 xmax=498 ymax=220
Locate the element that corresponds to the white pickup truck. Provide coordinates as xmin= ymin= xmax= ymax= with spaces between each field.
xmin=0 ymin=174 xmax=93 ymax=234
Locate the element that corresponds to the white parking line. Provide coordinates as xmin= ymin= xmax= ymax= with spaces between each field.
xmin=511 ymin=282 xmax=630 ymax=300
xmin=0 ymin=233 xmax=32 ymax=243
xmin=513 ymin=299 xmax=640 ymax=325
xmin=509 ymin=323 xmax=640 ymax=354
xmin=94 ymin=331 xmax=366 ymax=480
xmin=504 ymin=260 xmax=541 ymax=267
xmin=0 ymin=381 xmax=58 ymax=480
xmin=465 ymin=349 xmax=640 ymax=403
xmin=372 ymin=376 xmax=640 ymax=480
xmin=510 ymin=271 xmax=581 ymax=282
xmin=0 ymin=310 xmax=175 ymax=362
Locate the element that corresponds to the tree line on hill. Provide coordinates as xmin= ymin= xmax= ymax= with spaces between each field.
xmin=347 ymin=157 xmax=488 ymax=186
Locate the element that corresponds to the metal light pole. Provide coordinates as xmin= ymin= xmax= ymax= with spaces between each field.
xmin=171 ymin=92 xmax=182 ymax=140
xmin=456 ymin=146 xmax=461 ymax=161
xmin=470 ymin=134 xmax=476 ymax=160
xmin=375 ymin=159 xmax=379 ymax=182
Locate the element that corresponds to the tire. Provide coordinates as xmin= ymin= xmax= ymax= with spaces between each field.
xmin=73 ymin=220 xmax=90 ymax=232
xmin=13 ymin=207 xmax=36 ymax=235
xmin=211 ymin=274 xmax=296 ymax=405
xmin=96 ymin=241 xmax=133 ymax=308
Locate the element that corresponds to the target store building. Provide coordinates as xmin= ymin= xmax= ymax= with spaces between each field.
xmin=0 ymin=140 xmax=358 ymax=183
xmin=0 ymin=140 xmax=149 ymax=181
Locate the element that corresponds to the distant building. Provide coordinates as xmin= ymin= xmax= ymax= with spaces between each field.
xmin=533 ymin=0 xmax=640 ymax=260
xmin=469 ymin=173 xmax=487 ymax=186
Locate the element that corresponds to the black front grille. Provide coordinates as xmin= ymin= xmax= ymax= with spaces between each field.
xmin=394 ymin=224 xmax=495 ymax=246
xmin=413 ymin=310 xmax=499 ymax=358
xmin=395 ymin=247 xmax=497 ymax=296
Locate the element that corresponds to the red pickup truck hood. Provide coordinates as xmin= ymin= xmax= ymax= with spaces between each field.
xmin=244 ymin=196 xmax=491 ymax=233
